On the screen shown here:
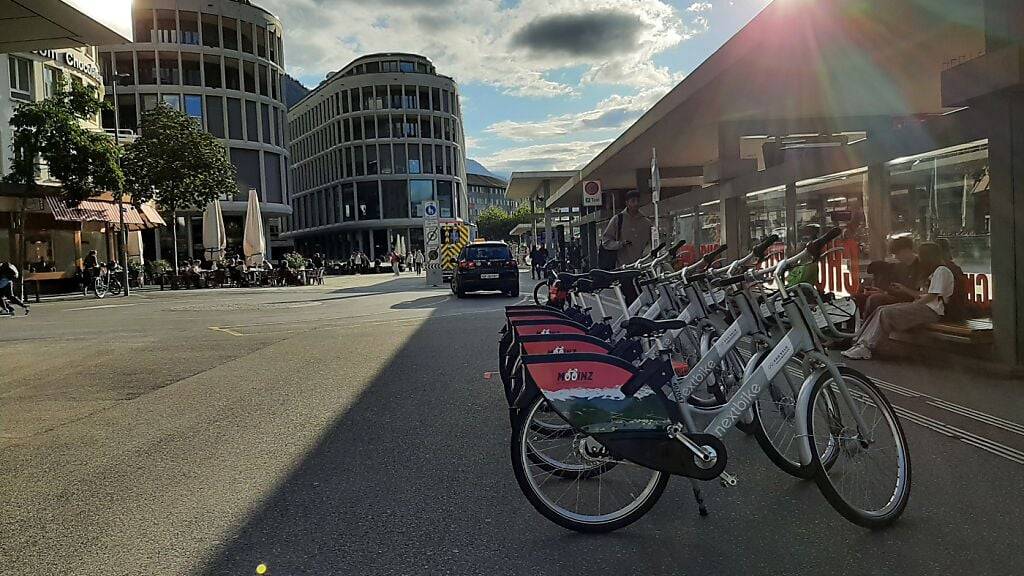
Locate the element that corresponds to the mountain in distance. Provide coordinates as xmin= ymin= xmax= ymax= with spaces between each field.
xmin=466 ymin=158 xmax=508 ymax=180
xmin=283 ymin=74 xmax=310 ymax=109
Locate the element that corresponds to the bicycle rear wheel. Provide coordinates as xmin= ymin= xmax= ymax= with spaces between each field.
xmin=805 ymin=367 xmax=911 ymax=528
xmin=511 ymin=395 xmax=667 ymax=533
xmin=532 ymin=281 xmax=550 ymax=306
xmin=93 ymin=277 xmax=108 ymax=299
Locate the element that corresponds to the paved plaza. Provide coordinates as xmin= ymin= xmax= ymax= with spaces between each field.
xmin=2 ymin=273 xmax=1022 ymax=575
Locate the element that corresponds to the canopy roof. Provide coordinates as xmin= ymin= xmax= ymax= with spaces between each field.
xmin=505 ymin=171 xmax=576 ymax=202
xmin=0 ymin=0 xmax=132 ymax=52
xmin=565 ymin=0 xmax=985 ymax=202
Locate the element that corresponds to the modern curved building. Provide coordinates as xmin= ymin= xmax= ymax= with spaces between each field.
xmin=285 ymin=52 xmax=468 ymax=259
xmin=97 ymin=0 xmax=290 ymax=261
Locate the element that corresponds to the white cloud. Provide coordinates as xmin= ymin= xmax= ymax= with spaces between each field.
xmin=484 ymin=87 xmax=670 ymax=140
xmin=262 ymin=0 xmax=710 ymax=96
xmin=477 ymin=139 xmax=613 ymax=172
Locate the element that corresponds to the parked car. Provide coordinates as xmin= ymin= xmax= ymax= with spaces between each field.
xmin=451 ymin=241 xmax=519 ymax=298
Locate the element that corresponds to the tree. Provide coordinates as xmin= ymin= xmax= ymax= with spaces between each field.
xmin=122 ymin=104 xmax=237 ymax=271
xmin=4 ymin=81 xmax=123 ymax=270
xmin=476 ymin=206 xmax=515 ymax=241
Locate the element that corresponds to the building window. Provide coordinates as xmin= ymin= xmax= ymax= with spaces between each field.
xmin=222 ymin=18 xmax=239 ymax=51
xmin=422 ymin=145 xmax=433 ymax=175
xmin=256 ymin=25 xmax=268 ymax=58
xmin=184 ymin=94 xmax=202 ymax=120
xmin=400 ymin=61 xmax=415 ymax=73
xmin=379 ymin=144 xmax=393 ymax=174
xmin=353 ymin=146 xmax=365 ymax=176
xmin=203 ymin=54 xmax=222 ymax=88
xmin=8 ymin=56 xmax=32 ymax=101
xmin=408 ymin=144 xmax=421 ymax=174
xmin=181 ymin=52 xmax=201 ymax=86
xmin=357 ymin=181 xmax=379 ymax=219
xmin=134 ymin=9 xmax=155 ymax=43
xmin=393 ymin=144 xmax=407 ymax=175
xmin=243 ymin=61 xmax=256 ymax=93
xmin=157 ymin=51 xmax=179 ymax=85
xmin=114 ymin=52 xmax=135 ymax=85
xmin=403 ymin=85 xmax=418 ymax=108
xmin=227 ymin=97 xmax=243 ymax=139
xmin=342 ymin=183 xmax=356 ymax=221
xmin=206 ymin=95 xmax=225 ymax=138
xmin=271 ymin=69 xmax=279 ymax=101
xmin=201 ymin=13 xmax=220 ymax=47
xmin=118 ymin=93 xmax=138 ymax=131
xmin=366 ymin=145 xmax=378 ymax=175
xmin=43 ymin=66 xmax=62 ymax=98
xmin=258 ymin=64 xmax=269 ymax=97
xmin=180 ymin=11 xmax=200 ymax=45
xmin=409 ymin=180 xmax=433 ymax=217
xmin=261 ymin=103 xmax=272 ymax=145
xmin=155 ymin=9 xmax=177 ymax=43
xmin=382 ymin=180 xmax=409 ymax=219
xmin=240 ymin=21 xmax=254 ymax=54
xmin=224 ymin=57 xmax=240 ymax=90
xmin=437 ymin=180 xmax=453 ymax=218
xmin=381 ymin=60 xmax=399 ymax=72
xmin=137 ymin=52 xmax=157 ymax=84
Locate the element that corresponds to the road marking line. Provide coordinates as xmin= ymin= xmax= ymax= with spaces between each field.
xmin=890 ymin=405 xmax=1024 ymax=465
xmin=67 ymin=303 xmax=138 ymax=311
xmin=208 ymin=326 xmax=244 ymax=337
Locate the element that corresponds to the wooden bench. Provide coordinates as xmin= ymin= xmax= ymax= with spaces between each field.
xmin=915 ymin=318 xmax=993 ymax=345
xmin=24 ymin=271 xmax=72 ymax=302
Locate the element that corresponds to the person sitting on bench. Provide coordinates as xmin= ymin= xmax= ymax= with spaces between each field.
xmin=843 ymin=242 xmax=953 ymax=360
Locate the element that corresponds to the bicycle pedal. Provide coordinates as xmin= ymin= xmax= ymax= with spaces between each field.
xmin=719 ymin=471 xmax=738 ymax=488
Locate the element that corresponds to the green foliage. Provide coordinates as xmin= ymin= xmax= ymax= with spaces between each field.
xmin=3 ymin=80 xmax=123 ymax=205
xmin=283 ymin=252 xmax=308 ymax=269
xmin=476 ymin=205 xmax=514 ymax=240
xmin=121 ymin=104 xmax=237 ymax=211
xmin=146 ymin=259 xmax=172 ymax=276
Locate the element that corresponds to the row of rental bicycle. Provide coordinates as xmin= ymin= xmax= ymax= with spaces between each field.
xmin=497 ymin=228 xmax=911 ymax=532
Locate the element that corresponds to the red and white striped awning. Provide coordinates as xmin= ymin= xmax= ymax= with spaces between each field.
xmin=45 ymin=197 xmax=166 ymax=229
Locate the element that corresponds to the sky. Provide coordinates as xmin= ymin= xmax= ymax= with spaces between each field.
xmin=260 ymin=0 xmax=774 ymax=176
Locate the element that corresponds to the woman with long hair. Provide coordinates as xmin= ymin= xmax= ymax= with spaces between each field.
xmin=843 ymin=242 xmax=954 ymax=360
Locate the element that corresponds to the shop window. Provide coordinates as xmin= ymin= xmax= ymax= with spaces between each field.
xmin=745 ymin=185 xmax=786 ymax=256
xmin=888 ymin=142 xmax=992 ymax=309
xmin=409 ymin=180 xmax=433 ymax=217
xmin=358 ymin=181 xmax=380 ymax=219
xmin=795 ymin=168 xmax=869 ymax=296
xmin=180 ymin=11 xmax=200 ymax=45
xmin=223 ymin=18 xmax=239 ymax=51
xmin=698 ymin=201 xmax=722 ymax=253
xmin=201 ymin=13 xmax=220 ymax=47
xmin=155 ymin=10 xmax=177 ymax=43
xmin=134 ymin=9 xmax=155 ymax=43
xmin=382 ymin=180 xmax=409 ymax=219
xmin=206 ymin=95 xmax=225 ymax=138
xmin=181 ymin=53 xmax=201 ymax=86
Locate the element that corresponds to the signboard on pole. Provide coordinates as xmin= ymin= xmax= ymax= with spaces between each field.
xmin=422 ymin=201 xmax=442 ymax=286
xmin=582 ymin=180 xmax=603 ymax=207
xmin=651 ymin=148 xmax=661 ymax=250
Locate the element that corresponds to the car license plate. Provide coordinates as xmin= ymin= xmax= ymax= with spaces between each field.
xmin=481 ymin=273 xmax=499 ymax=279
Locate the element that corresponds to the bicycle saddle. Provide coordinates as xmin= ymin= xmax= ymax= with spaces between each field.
xmin=589 ymin=269 xmax=642 ymax=290
xmin=574 ymin=277 xmax=594 ymax=293
xmin=557 ymin=272 xmax=588 ymax=289
xmin=621 ymin=316 xmax=687 ymax=339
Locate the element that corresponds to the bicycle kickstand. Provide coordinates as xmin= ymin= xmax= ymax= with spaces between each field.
xmin=688 ymin=478 xmax=709 ymax=517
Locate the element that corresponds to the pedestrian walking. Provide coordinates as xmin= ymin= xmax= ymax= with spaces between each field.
xmin=0 ymin=261 xmax=30 ymax=316
xmin=390 ymin=251 xmax=401 ymax=276
xmin=413 ymin=249 xmax=424 ymax=275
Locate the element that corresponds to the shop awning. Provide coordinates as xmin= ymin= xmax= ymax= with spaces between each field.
xmin=46 ymin=197 xmax=165 ymax=229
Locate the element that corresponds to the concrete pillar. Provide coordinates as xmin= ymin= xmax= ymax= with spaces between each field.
xmin=866 ymin=163 xmax=891 ymax=260
xmin=722 ymin=195 xmax=746 ymax=261
xmin=542 ymin=180 xmax=553 ymax=251
xmin=785 ymin=183 xmax=798 ymax=251
xmin=530 ymin=195 xmax=538 ymax=248
xmin=984 ymin=92 xmax=1024 ymax=367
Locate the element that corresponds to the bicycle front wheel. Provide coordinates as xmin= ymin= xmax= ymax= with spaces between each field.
xmin=805 ymin=367 xmax=911 ymax=528
xmin=93 ymin=278 xmax=107 ymax=299
xmin=511 ymin=395 xmax=668 ymax=533
xmin=532 ymin=281 xmax=550 ymax=306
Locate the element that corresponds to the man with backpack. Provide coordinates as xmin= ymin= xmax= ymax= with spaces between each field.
xmin=600 ymin=189 xmax=651 ymax=270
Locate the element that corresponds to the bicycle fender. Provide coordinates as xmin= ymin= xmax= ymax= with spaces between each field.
xmin=794 ymin=365 xmax=831 ymax=466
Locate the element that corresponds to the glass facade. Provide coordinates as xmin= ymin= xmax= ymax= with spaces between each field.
xmin=287 ymin=54 xmax=466 ymax=259
xmin=98 ymin=1 xmax=290 ymax=228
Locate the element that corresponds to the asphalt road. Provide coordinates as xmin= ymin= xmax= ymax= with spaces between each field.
xmin=1 ymin=272 xmax=1022 ymax=576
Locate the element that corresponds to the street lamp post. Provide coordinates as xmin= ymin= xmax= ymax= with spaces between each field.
xmin=112 ymin=72 xmax=131 ymax=296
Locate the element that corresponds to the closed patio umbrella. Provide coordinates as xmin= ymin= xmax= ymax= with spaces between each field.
xmin=126 ymin=230 xmax=144 ymax=264
xmin=202 ymin=199 xmax=226 ymax=261
xmin=243 ymin=189 xmax=265 ymax=267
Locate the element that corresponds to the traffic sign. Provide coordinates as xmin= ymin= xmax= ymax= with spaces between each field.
xmin=583 ymin=180 xmax=602 ymax=207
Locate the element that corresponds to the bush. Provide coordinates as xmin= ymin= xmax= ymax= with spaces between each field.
xmin=284 ymin=252 xmax=308 ymax=269
xmin=147 ymin=259 xmax=171 ymax=276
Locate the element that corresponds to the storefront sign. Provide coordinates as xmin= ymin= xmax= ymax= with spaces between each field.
xmin=33 ymin=49 xmax=102 ymax=82
xmin=582 ymin=180 xmax=602 ymax=207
